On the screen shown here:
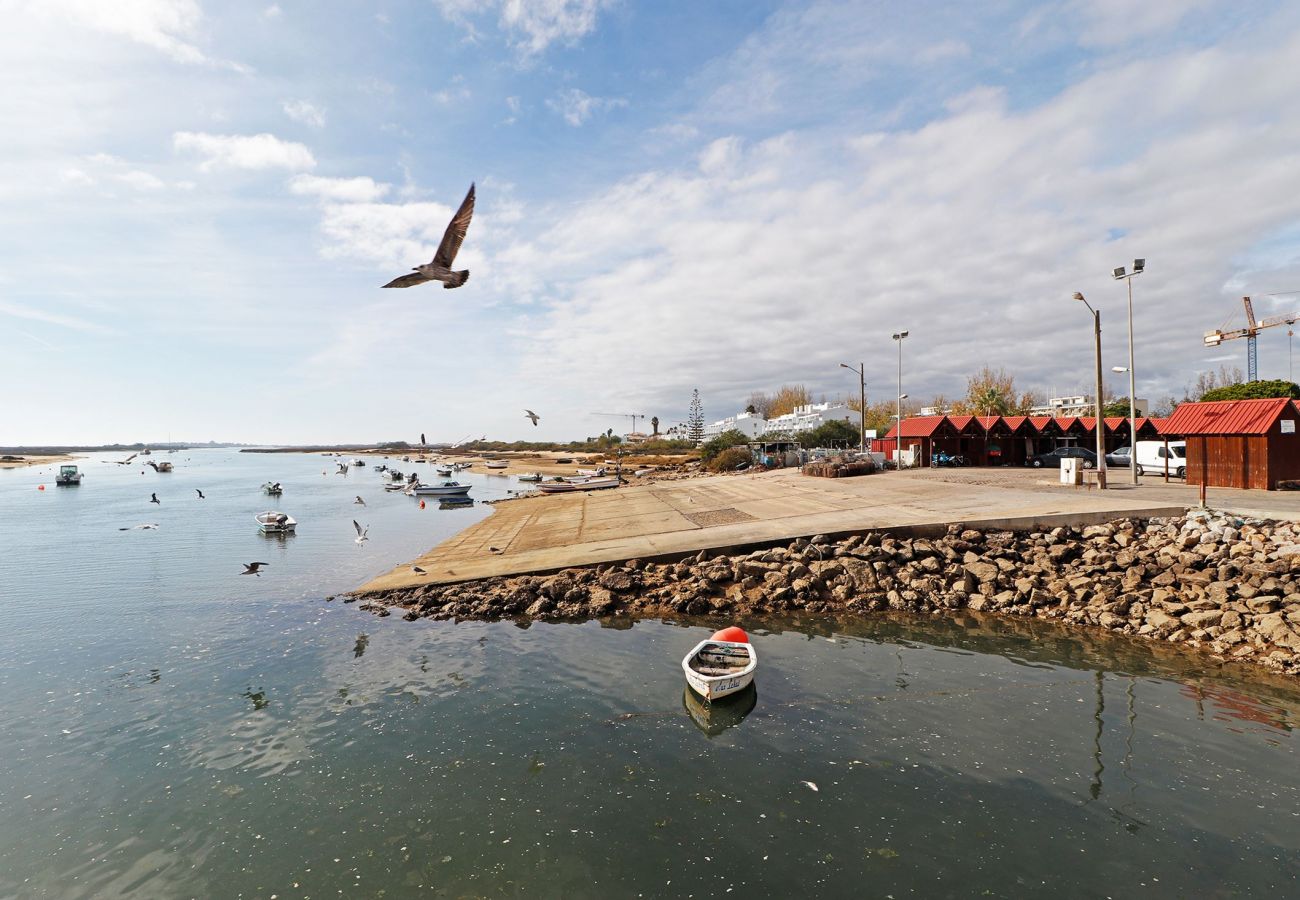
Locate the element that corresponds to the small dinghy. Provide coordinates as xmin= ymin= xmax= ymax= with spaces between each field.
xmin=516 ymin=472 xmax=544 ymax=482
xmin=682 ymin=627 xmax=756 ymax=702
xmin=261 ymin=481 xmax=283 ymax=496
xmin=255 ymin=511 xmax=297 ymax=533
xmin=484 ymin=459 xmax=509 ymax=470
xmin=538 ymin=476 xmax=619 ymax=493
xmin=436 ymin=466 xmax=453 ymax=476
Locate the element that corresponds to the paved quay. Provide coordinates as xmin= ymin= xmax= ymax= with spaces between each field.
xmin=352 ymin=467 xmax=1286 ymax=593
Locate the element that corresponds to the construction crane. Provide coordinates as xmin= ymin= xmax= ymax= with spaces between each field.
xmin=1203 ymin=296 xmax=1300 ymax=382
xmin=591 ymin=412 xmax=645 ymax=436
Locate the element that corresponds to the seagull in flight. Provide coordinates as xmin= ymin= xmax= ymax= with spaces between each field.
xmin=241 ymin=562 xmax=269 ymax=576
xmin=196 ymin=489 xmax=205 ymax=499
xmin=146 ymin=460 xmax=160 ymax=472
xmin=354 ymin=495 xmax=366 ymax=506
xmin=353 ymin=520 xmax=369 ymax=544
xmin=382 ymin=184 xmax=475 ymax=289
xmin=524 ymin=409 xmax=539 ymax=427
xmin=149 ymin=493 xmax=160 ymax=504
xmin=108 ymin=453 xmax=138 ymax=466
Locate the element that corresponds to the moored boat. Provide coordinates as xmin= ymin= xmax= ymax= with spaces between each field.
xmin=155 ymin=461 xmax=173 ymax=472
xmin=255 ymin=511 xmax=297 ymax=533
xmin=436 ymin=466 xmax=453 ymax=476
xmin=516 ymin=472 xmax=544 ymax=482
xmin=261 ymin=481 xmax=283 ymax=495
xmin=411 ymin=480 xmax=472 ymax=496
xmin=55 ymin=464 xmax=82 ymax=485
xmin=682 ymin=629 xmax=757 ymax=701
xmin=484 ymin=459 xmax=509 ymax=470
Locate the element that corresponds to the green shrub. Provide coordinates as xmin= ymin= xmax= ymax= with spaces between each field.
xmin=706 ymin=446 xmax=753 ymax=472
xmin=700 ymin=429 xmax=751 ymax=462
xmin=1200 ymin=380 xmax=1300 ymax=402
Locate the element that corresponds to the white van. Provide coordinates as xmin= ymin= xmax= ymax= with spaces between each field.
xmin=1133 ymin=440 xmax=1186 ymax=478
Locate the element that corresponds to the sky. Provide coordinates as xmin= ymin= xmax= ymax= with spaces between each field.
xmin=4 ymin=0 xmax=1300 ymax=444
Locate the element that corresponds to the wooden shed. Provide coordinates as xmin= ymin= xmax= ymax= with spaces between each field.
xmin=1162 ymin=398 xmax=1300 ymax=490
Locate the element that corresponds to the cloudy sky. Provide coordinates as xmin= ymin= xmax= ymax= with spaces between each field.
xmin=4 ymin=0 xmax=1300 ymax=444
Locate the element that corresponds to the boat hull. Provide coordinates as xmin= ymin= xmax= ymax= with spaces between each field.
xmin=412 ymin=484 xmax=471 ymax=496
xmin=682 ymin=639 xmax=757 ymax=701
xmin=538 ymin=476 xmax=619 ymax=493
xmin=255 ymin=512 xmax=296 ymax=533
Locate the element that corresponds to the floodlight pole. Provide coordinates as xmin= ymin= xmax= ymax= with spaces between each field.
xmin=1114 ymin=261 xmax=1143 ymax=485
xmin=892 ymin=331 xmax=908 ymax=468
xmin=1073 ymin=293 xmax=1107 ymax=489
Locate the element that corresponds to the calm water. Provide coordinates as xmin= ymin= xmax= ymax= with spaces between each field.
xmin=2 ymin=452 xmax=1300 ymax=897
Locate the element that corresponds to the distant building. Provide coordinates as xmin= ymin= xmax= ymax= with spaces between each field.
xmin=702 ymin=412 xmax=768 ymax=440
xmin=919 ymin=405 xmax=949 ymax=416
xmin=623 ymin=431 xmax=650 ymax=444
xmin=763 ymin=402 xmax=861 ymax=435
xmin=1028 ymin=395 xmax=1149 ymax=417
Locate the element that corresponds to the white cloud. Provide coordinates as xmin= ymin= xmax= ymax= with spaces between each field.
xmin=433 ymin=0 xmax=610 ymax=56
xmin=282 ymin=99 xmax=326 ymax=128
xmin=917 ymin=39 xmax=971 ymax=63
xmin=288 ymin=174 xmax=392 ymax=203
xmin=263 ymin=3 xmax=282 ymax=18
xmin=1068 ymin=0 xmax=1219 ymax=47
xmin=36 ymin=0 xmax=248 ymax=71
xmin=0 ymin=299 xmax=114 ymax=334
xmin=173 ymin=131 xmax=316 ymax=172
xmin=60 ymin=168 xmax=94 ymax=186
xmin=433 ymin=76 xmax=471 ymax=105
xmin=546 ymin=87 xmax=626 ymax=126
xmin=116 ymin=170 xmax=166 ymax=190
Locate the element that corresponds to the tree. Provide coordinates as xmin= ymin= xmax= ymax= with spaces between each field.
xmin=1102 ymin=397 xmax=1136 ymax=418
xmin=650 ymin=416 xmax=660 ymax=436
xmin=744 ymin=404 xmax=757 ymax=415
xmin=951 ymin=367 xmax=1018 ymax=416
xmin=1186 ymin=365 xmax=1246 ymax=401
xmin=1201 ymin=379 xmax=1300 ymax=401
xmin=746 ymin=391 xmax=773 ymax=418
xmin=767 ymin=384 xmax=812 ymax=419
xmin=687 ymin=389 xmax=705 ymax=444
xmin=795 ymin=419 xmax=860 ymax=448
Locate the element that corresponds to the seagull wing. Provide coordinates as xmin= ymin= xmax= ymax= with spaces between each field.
xmin=353 ymin=519 xmax=364 ymax=537
xmin=431 ymin=183 xmax=475 ymax=268
xmin=382 ymin=272 xmax=435 ymax=289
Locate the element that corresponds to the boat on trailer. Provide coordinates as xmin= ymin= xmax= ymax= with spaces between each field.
xmin=682 ymin=631 xmax=757 ymax=701
xmin=255 ymin=511 xmax=297 ymax=533
xmin=538 ymin=476 xmax=619 ymax=493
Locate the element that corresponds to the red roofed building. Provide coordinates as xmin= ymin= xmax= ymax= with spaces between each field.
xmin=1163 ymin=398 xmax=1300 ymax=490
xmin=878 ymin=416 xmax=958 ymax=467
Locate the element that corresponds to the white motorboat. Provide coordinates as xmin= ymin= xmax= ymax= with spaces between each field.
xmin=682 ymin=637 xmax=757 ymax=701
xmin=55 ymin=464 xmax=82 ymax=485
xmin=537 ymin=476 xmax=619 ymax=493
xmin=384 ymin=482 xmax=408 ymax=492
xmin=484 ymin=459 xmax=509 ymax=470
xmin=516 ymin=472 xmax=544 ymax=482
xmin=411 ymin=480 xmax=472 ymax=496
xmin=436 ymin=466 xmax=453 ymax=476
xmin=453 ymin=461 xmax=473 ymax=471
xmin=255 ymin=511 xmax=297 ymax=533
xmin=574 ymin=467 xmax=606 ymax=477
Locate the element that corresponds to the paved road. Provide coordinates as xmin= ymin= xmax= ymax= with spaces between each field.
xmin=357 ymin=467 xmax=1233 ymax=592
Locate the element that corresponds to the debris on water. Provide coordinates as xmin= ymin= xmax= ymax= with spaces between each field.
xmin=801 ymin=781 xmax=818 ymax=792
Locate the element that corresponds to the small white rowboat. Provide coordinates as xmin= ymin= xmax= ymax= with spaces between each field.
xmin=682 ymin=639 xmax=757 ymax=701
xmin=411 ymin=480 xmax=472 ymax=496
xmin=255 ymin=511 xmax=297 ymax=533
xmin=484 ymin=460 xmax=509 ymax=470
xmin=538 ymin=476 xmax=619 ymax=493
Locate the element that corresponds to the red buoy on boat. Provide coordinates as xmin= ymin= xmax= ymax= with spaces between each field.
xmin=710 ymin=626 xmax=748 ymax=643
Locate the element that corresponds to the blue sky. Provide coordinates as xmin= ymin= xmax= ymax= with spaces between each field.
xmin=4 ymin=0 xmax=1300 ymax=444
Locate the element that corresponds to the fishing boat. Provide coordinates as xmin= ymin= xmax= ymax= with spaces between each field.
xmin=516 ymin=472 xmax=544 ymax=482
xmin=154 ymin=461 xmax=173 ymax=472
xmin=438 ymin=496 xmax=475 ymax=509
xmin=352 ymin=459 xmax=366 ymax=467
xmin=682 ymin=629 xmax=757 ymax=701
xmin=383 ymin=482 xmax=408 ymax=492
xmin=575 ymin=467 xmax=606 ymax=477
xmin=453 ymin=461 xmax=473 ymax=470
xmin=255 ymin=511 xmax=297 ymax=533
xmin=436 ymin=466 xmax=453 ymax=476
xmin=389 ymin=470 xmax=405 ymax=481
xmin=261 ymin=481 xmax=283 ymax=495
xmin=55 ymin=464 xmax=82 ymax=485
xmin=484 ymin=459 xmax=509 ymax=470
xmin=537 ymin=476 xmax=619 ymax=493
xmin=411 ymin=480 xmax=472 ymax=497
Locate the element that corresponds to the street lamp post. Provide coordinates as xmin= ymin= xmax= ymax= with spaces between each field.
xmin=839 ymin=362 xmax=866 ymax=454
xmin=892 ymin=331 xmax=909 ymax=467
xmin=1112 ymin=259 xmax=1144 ymax=485
xmin=1072 ymin=293 xmax=1107 ymax=489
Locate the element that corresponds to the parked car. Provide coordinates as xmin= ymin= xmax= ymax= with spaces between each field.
xmin=1028 ymin=446 xmax=1098 ymax=469
xmin=1133 ymin=440 xmax=1187 ymax=478
xmin=1106 ymin=446 xmax=1133 ymax=467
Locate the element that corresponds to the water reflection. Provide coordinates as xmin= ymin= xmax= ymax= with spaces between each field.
xmin=682 ymin=683 xmax=758 ymax=737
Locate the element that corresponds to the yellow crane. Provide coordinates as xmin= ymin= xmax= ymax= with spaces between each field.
xmin=1203 ymin=296 xmax=1299 ymax=382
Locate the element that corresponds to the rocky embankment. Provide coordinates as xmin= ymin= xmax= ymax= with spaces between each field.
xmin=352 ymin=510 xmax=1300 ymax=676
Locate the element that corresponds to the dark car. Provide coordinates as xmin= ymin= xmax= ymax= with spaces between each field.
xmin=1028 ymin=446 xmax=1098 ymax=469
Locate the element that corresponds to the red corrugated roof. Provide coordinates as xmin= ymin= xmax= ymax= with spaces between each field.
xmin=946 ymin=415 xmax=976 ymax=432
xmin=1028 ymin=416 xmax=1062 ymax=432
xmin=975 ymin=415 xmax=1004 ymax=431
xmin=1150 ymin=417 xmax=1173 ymax=435
xmin=1002 ymin=415 xmax=1029 ymax=432
xmin=1104 ymin=416 xmax=1127 ymax=430
xmin=883 ymin=415 xmax=951 ymax=439
xmin=1163 ymin=398 xmax=1298 ymax=435
xmin=1055 ymin=416 xmax=1082 ymax=431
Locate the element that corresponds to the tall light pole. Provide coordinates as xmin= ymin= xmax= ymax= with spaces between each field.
xmin=892 ymin=331 xmax=908 ymax=468
xmin=1112 ymin=259 xmax=1144 ymax=485
xmin=1072 ymin=293 xmax=1107 ymax=489
xmin=839 ymin=362 xmax=866 ymax=454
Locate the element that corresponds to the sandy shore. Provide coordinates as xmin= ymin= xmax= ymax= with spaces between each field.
xmin=0 ymin=453 xmax=76 ymax=469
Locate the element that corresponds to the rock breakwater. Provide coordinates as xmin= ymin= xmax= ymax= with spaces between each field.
xmin=352 ymin=509 xmax=1300 ymax=676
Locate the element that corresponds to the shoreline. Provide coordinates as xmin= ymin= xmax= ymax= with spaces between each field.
xmin=0 ymin=453 xmax=77 ymax=469
xmin=352 ymin=510 xmax=1300 ymax=679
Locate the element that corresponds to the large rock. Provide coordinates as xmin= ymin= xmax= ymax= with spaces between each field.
xmin=1181 ymin=609 xmax=1223 ymax=629
xmin=964 ymin=561 xmax=1000 ymax=585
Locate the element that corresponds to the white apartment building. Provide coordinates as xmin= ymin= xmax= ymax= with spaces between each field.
xmin=701 ymin=411 xmax=768 ymax=440
xmin=1027 ymin=395 xmax=1149 ymax=417
xmin=762 ymin=402 xmax=861 ymax=435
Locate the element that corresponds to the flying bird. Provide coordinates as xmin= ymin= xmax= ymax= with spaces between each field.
xmin=524 ymin=409 xmax=539 ymax=427
xmin=382 ymin=183 xmax=475 ymax=289
xmin=110 ymin=453 xmax=138 ymax=466
xmin=241 ymin=562 xmax=270 ymax=576
xmin=353 ymin=520 xmax=369 ymax=544
xmin=149 ymin=493 xmax=160 ymax=504
xmin=354 ymin=495 xmax=366 ymax=506
xmin=147 ymin=461 xmax=160 ymax=472
xmin=196 ymin=489 xmax=205 ymax=499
